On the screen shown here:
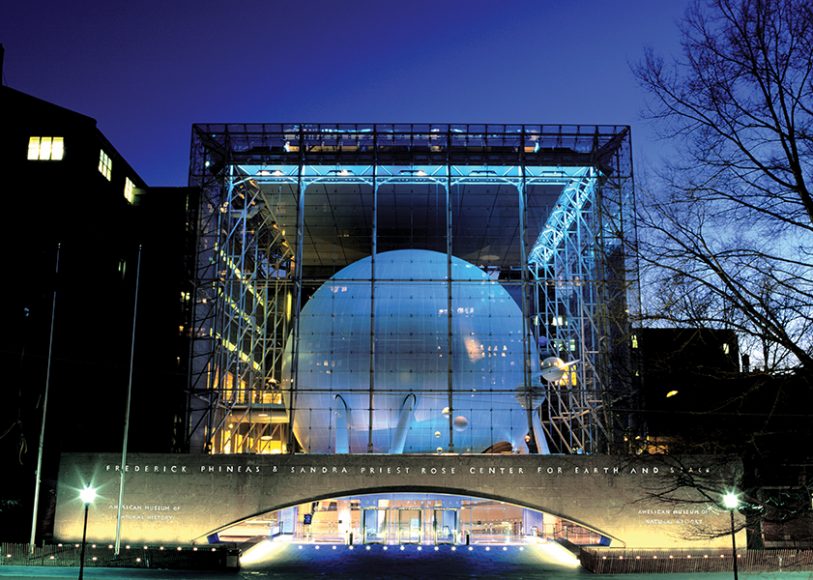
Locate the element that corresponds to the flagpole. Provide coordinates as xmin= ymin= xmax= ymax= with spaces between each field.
xmin=29 ymin=243 xmax=61 ymax=554
xmin=115 ymin=244 xmax=142 ymax=557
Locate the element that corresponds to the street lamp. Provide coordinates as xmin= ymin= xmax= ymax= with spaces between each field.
xmin=78 ymin=486 xmax=96 ymax=580
xmin=722 ymin=491 xmax=740 ymax=580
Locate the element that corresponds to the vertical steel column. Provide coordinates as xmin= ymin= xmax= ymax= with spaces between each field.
xmin=595 ymin=158 xmax=624 ymax=453
xmin=445 ymin=133 xmax=454 ymax=452
xmin=186 ymin=134 xmax=229 ymax=452
xmin=368 ymin=130 xmax=378 ymax=453
xmin=286 ymin=128 xmax=306 ymax=453
xmin=213 ymin=138 xmax=236 ymax=452
xmin=233 ymin=172 xmax=249 ymax=446
xmin=574 ymin=189 xmax=594 ymax=452
xmin=258 ymin=258 xmax=271 ymax=449
xmin=185 ymin=128 xmax=215 ymax=452
xmin=560 ymin=201 xmax=575 ymax=451
xmin=209 ymin=164 xmax=239 ymax=451
xmin=518 ymin=167 xmax=536 ymax=452
xmin=208 ymin=166 xmax=232 ymax=452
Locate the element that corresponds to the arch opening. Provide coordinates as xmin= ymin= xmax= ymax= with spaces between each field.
xmin=212 ymin=490 xmax=611 ymax=549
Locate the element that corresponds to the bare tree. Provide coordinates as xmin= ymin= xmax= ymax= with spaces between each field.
xmin=633 ymin=0 xmax=813 ymax=547
xmin=634 ymin=0 xmax=813 ymax=374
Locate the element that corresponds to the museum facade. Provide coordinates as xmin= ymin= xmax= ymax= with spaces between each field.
xmin=52 ymin=124 xmax=743 ymax=551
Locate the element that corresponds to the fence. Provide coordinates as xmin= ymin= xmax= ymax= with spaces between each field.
xmin=581 ymin=547 xmax=813 ymax=574
xmin=0 ymin=542 xmax=239 ymax=570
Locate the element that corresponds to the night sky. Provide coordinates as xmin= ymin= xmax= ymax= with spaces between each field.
xmin=1 ymin=0 xmax=687 ymax=186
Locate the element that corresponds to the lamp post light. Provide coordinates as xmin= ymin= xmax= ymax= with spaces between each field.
xmin=722 ymin=491 xmax=740 ymax=580
xmin=78 ymin=486 xmax=96 ymax=580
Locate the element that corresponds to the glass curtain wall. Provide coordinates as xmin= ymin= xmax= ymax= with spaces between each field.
xmin=187 ymin=124 xmax=635 ymax=456
xmin=279 ymin=161 xmax=539 ymax=454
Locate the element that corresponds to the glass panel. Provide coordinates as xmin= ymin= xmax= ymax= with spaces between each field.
xmin=399 ymin=509 xmax=421 ymax=543
xmin=376 ymin=182 xmax=446 ymax=254
xmin=303 ymin=183 xmax=373 ymax=270
xmin=451 ymin=183 xmax=520 ymax=269
xmin=374 ymin=267 xmax=449 ymax=454
xmin=362 ymin=508 xmax=387 ymax=544
xmin=434 ymin=509 xmax=457 ymax=544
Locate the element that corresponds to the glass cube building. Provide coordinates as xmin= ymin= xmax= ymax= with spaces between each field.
xmin=186 ymin=124 xmax=637 ymax=458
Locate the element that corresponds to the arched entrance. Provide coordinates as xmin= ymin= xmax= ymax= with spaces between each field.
xmin=208 ymin=490 xmax=611 ymax=548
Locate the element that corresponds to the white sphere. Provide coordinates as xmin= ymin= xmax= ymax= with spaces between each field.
xmin=282 ymin=249 xmax=540 ymax=453
xmin=540 ymin=356 xmax=566 ymax=383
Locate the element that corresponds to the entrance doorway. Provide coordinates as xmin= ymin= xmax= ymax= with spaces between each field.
xmin=362 ymin=508 xmax=388 ymax=543
xmin=398 ymin=508 xmax=422 ymax=543
xmin=433 ymin=509 xmax=457 ymax=544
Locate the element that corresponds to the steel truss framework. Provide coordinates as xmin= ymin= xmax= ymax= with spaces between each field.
xmin=187 ymin=124 xmax=638 ymax=455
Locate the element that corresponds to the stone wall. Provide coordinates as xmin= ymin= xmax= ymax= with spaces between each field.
xmin=55 ymin=453 xmax=744 ymax=549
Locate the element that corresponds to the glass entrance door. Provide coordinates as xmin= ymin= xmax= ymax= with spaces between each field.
xmin=398 ymin=509 xmax=422 ymax=543
xmin=362 ymin=508 xmax=388 ymax=543
xmin=433 ymin=509 xmax=458 ymax=544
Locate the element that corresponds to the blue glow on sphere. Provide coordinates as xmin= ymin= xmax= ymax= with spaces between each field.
xmin=282 ymin=249 xmax=540 ymax=453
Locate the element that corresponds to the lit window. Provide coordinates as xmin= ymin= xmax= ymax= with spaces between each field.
xmin=98 ymin=150 xmax=112 ymax=180
xmin=124 ymin=178 xmax=136 ymax=204
xmin=722 ymin=342 xmax=730 ymax=354
xmin=631 ymin=334 xmax=639 ymax=349
xmin=27 ymin=137 xmax=64 ymax=161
